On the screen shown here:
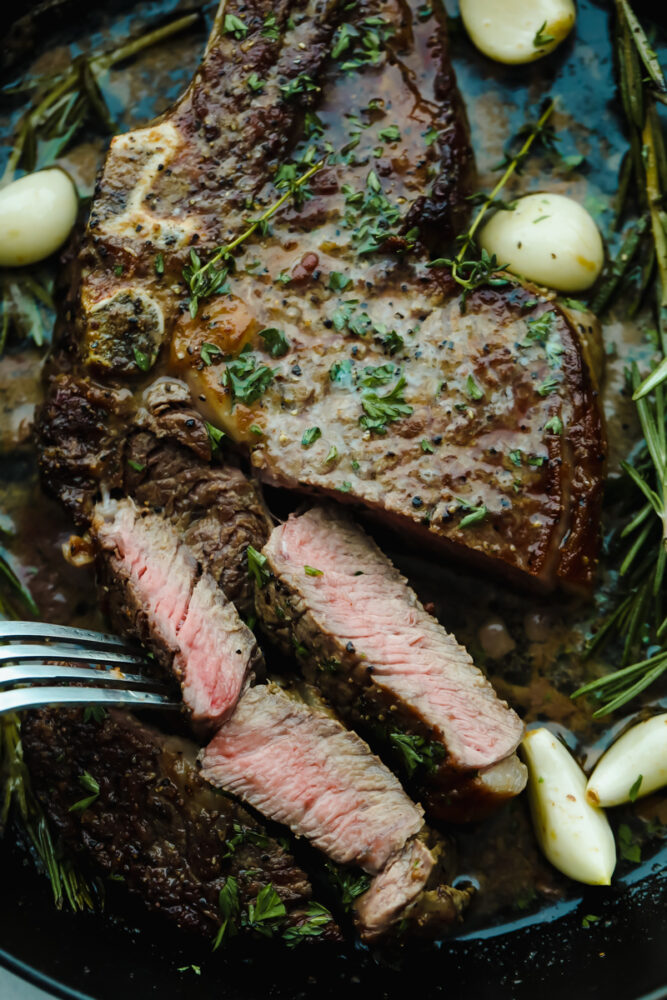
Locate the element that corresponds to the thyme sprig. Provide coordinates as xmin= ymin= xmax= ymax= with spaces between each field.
xmin=573 ymin=2 xmax=667 ymax=716
xmin=428 ymin=99 xmax=555 ymax=308
xmin=183 ymin=158 xmax=324 ymax=317
xmin=2 ymin=12 xmax=200 ymax=183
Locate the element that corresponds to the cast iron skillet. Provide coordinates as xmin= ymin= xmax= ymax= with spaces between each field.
xmin=0 ymin=1 xmax=666 ymax=997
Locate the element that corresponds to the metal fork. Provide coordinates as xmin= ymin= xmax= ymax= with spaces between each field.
xmin=0 ymin=621 xmax=180 ymax=715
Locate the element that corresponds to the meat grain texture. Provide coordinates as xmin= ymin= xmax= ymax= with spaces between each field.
xmin=93 ymin=497 xmax=260 ymax=733
xmin=256 ymin=505 xmax=527 ymax=819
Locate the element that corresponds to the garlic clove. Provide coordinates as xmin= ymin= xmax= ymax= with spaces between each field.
xmin=0 ymin=168 xmax=78 ymax=268
xmin=480 ymin=192 xmax=604 ymax=293
xmin=522 ymin=727 xmax=616 ymax=885
xmin=586 ymin=713 xmax=667 ymax=807
xmin=460 ymin=0 xmax=576 ymax=65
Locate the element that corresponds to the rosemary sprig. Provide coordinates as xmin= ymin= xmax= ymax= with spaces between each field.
xmin=183 ymin=158 xmax=324 ymax=317
xmin=0 ymin=713 xmax=97 ymax=911
xmin=2 ymin=12 xmax=199 ymax=183
xmin=428 ymin=99 xmax=555 ymax=309
xmin=573 ymin=1 xmax=667 ymax=716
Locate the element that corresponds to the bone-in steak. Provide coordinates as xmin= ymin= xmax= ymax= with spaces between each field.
xmin=36 ymin=0 xmax=604 ymax=591
xmin=22 ymin=708 xmax=337 ymax=942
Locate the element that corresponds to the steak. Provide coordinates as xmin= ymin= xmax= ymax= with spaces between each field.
xmin=22 ymin=708 xmax=338 ymax=943
xmin=200 ymin=683 xmax=423 ymax=874
xmin=36 ymin=0 xmax=604 ymax=592
xmin=200 ymin=682 xmax=471 ymax=940
xmin=92 ymin=497 xmax=260 ymax=731
xmin=255 ymin=506 xmax=527 ymax=818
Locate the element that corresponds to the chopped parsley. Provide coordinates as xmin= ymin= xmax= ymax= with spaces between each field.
xmin=389 ymin=730 xmax=445 ymax=777
xmin=247 ymin=545 xmax=270 ymax=588
xmin=544 ymin=415 xmax=563 ymax=434
xmin=421 ymin=439 xmax=435 ymax=454
xmin=378 ymin=124 xmax=401 ymax=142
xmin=133 ymin=346 xmax=153 ymax=372
xmin=250 ymin=424 xmax=263 ymax=436
xmin=338 ymin=481 xmax=352 ymax=492
xmin=325 ymin=445 xmax=338 ymax=463
xmin=223 ymin=13 xmax=248 ymax=39
xmin=245 ymin=884 xmax=286 ymax=935
xmin=154 ymin=253 xmax=164 ymax=275
xmin=508 ymin=449 xmax=522 ymax=466
xmin=332 ymin=17 xmax=395 ymax=72
xmin=328 ymin=271 xmax=352 ymax=292
xmin=359 ymin=372 xmax=413 ymax=434
xmin=283 ymin=903 xmax=333 ymax=948
xmin=258 ymin=327 xmax=290 ymax=358
xmin=221 ymin=348 xmax=275 ymax=406
xmin=343 ymin=170 xmax=402 ymax=254
xmin=361 ymin=363 xmax=397 ymax=387
xmin=525 ymin=311 xmax=555 ymax=343
xmin=206 ymin=422 xmax=225 ymax=453
xmin=466 ymin=374 xmax=484 ymax=400
xmin=212 ymin=877 xmax=241 ymax=950
xmin=222 ymin=822 xmax=270 ymax=859
xmin=423 ymin=126 xmax=439 ymax=146
xmin=261 ymin=13 xmax=280 ymax=41
xmin=324 ymin=862 xmax=371 ymax=910
xmin=301 ymin=426 xmax=322 ymax=447
xmin=127 ymin=459 xmax=145 ymax=473
xmin=247 ymin=73 xmax=264 ymax=93
xmin=68 ymin=772 xmax=100 ymax=812
xmin=279 ymin=75 xmax=319 ymax=100
xmin=304 ymin=565 xmax=324 ymax=576
xmin=382 ymin=329 xmax=404 ymax=355
xmin=581 ymin=914 xmax=600 ymax=929
xmin=82 ymin=706 xmax=107 ymax=724
xmin=456 ymin=497 xmax=488 ymax=528
xmin=201 ymin=342 xmax=223 ymax=366
xmin=537 ymin=375 xmax=560 ymax=397
xmin=329 ymin=358 xmax=355 ymax=385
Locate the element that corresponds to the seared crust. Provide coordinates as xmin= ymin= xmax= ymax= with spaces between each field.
xmin=22 ymin=708 xmax=338 ymax=940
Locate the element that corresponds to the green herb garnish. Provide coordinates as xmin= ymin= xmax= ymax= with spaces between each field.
xmin=301 ymin=427 xmax=322 ymax=448
xmin=247 ymin=545 xmax=270 ymax=588
xmin=258 ymin=327 xmax=290 ymax=358
xmin=68 ymin=772 xmax=100 ymax=812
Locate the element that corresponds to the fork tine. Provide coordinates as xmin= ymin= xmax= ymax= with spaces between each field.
xmin=0 ymin=663 xmax=162 ymax=690
xmin=0 ymin=621 xmax=133 ymax=649
xmin=0 ymin=643 xmax=147 ymax=668
xmin=0 ymin=686 xmax=180 ymax=715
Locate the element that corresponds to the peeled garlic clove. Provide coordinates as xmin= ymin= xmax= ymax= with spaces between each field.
xmin=0 ymin=168 xmax=78 ymax=268
xmin=460 ymin=0 xmax=576 ymax=65
xmin=480 ymin=192 xmax=604 ymax=293
xmin=522 ymin=728 xmax=616 ymax=885
xmin=586 ymin=713 xmax=667 ymax=807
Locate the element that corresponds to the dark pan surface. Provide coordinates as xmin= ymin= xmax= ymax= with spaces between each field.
xmin=0 ymin=1 xmax=666 ymax=997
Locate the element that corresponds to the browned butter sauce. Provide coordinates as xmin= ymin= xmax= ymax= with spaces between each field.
xmin=0 ymin=0 xmax=664 ymax=938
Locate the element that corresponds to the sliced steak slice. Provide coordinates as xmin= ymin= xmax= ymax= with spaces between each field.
xmin=22 ymin=708 xmax=339 ymax=942
xmin=92 ymin=497 xmax=259 ymax=731
xmin=200 ymin=683 xmax=422 ymax=874
xmin=353 ymin=837 xmax=470 ymax=943
xmin=255 ymin=506 xmax=526 ymax=814
xmin=200 ymin=682 xmax=470 ymax=940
